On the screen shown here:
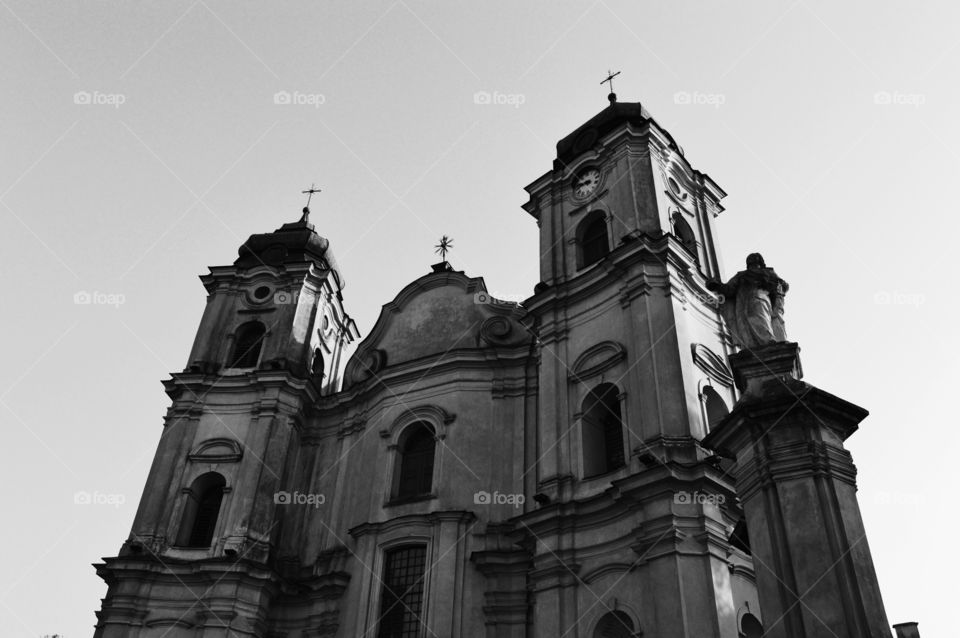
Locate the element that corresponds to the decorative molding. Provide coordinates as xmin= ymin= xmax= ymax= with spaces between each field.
xmin=691 ymin=343 xmax=733 ymax=387
xmin=187 ymin=438 xmax=243 ymax=463
xmin=569 ymin=341 xmax=626 ymax=383
xmin=348 ymin=348 xmax=387 ymax=384
xmin=379 ymin=404 xmax=456 ymax=442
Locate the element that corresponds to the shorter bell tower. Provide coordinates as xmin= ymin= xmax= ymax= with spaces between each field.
xmin=94 ymin=205 xmax=358 ymax=637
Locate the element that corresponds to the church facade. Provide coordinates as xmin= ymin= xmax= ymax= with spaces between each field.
xmin=94 ymin=98 xmax=782 ymax=637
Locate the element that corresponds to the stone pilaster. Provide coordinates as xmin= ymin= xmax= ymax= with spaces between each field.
xmin=704 ymin=342 xmax=891 ymax=638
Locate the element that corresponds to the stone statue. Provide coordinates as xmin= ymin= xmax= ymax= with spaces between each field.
xmin=706 ymin=253 xmax=788 ymax=349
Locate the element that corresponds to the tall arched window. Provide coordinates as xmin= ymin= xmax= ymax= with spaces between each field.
xmin=703 ymin=386 xmax=729 ymax=431
xmin=581 ymin=383 xmax=626 ymax=478
xmin=594 ymin=610 xmax=635 ymax=638
xmin=577 ymin=211 xmax=610 ymax=268
xmin=229 ymin=321 xmax=265 ymax=368
xmin=377 ymin=544 xmax=428 ymax=638
xmin=396 ymin=423 xmax=436 ymax=500
xmin=177 ymin=472 xmax=226 ymax=548
xmin=672 ymin=211 xmax=699 ymax=263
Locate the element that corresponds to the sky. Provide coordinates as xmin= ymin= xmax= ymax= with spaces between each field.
xmin=1 ymin=1 xmax=957 ymax=635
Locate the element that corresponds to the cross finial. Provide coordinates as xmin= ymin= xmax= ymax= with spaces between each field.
xmin=601 ymin=69 xmax=621 ymax=103
xmin=299 ymin=183 xmax=321 ymax=222
xmin=434 ymin=235 xmax=453 ymax=262
xmin=302 ymin=183 xmax=321 ymax=208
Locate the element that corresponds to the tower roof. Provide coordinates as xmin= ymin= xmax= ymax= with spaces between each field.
xmin=235 ymin=209 xmax=344 ymax=287
xmin=555 ymin=100 xmax=679 ymax=166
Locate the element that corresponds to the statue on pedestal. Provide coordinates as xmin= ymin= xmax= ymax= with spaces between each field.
xmin=706 ymin=253 xmax=788 ymax=349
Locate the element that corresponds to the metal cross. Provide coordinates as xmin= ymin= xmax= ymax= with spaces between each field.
xmin=302 ymin=183 xmax=322 ymax=208
xmin=601 ymin=69 xmax=621 ymax=94
xmin=435 ymin=235 xmax=453 ymax=262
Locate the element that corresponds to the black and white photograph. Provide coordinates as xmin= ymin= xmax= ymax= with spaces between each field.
xmin=1 ymin=2 xmax=954 ymax=636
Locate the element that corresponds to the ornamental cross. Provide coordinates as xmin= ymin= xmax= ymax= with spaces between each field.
xmin=435 ymin=235 xmax=453 ymax=262
xmin=601 ymin=69 xmax=621 ymax=94
xmin=301 ymin=183 xmax=322 ymax=208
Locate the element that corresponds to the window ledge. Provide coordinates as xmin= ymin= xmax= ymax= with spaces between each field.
xmin=384 ymin=493 xmax=437 ymax=508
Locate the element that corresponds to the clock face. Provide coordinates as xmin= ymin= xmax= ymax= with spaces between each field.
xmin=573 ymin=168 xmax=601 ymax=198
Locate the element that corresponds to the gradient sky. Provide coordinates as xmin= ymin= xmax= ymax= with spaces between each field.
xmin=2 ymin=1 xmax=956 ymax=635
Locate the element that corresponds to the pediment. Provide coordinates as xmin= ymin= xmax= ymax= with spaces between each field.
xmin=343 ymin=270 xmax=528 ymax=388
xmin=188 ymin=437 xmax=243 ymax=463
xmin=569 ymin=341 xmax=626 ymax=383
xmin=691 ymin=343 xmax=733 ymax=386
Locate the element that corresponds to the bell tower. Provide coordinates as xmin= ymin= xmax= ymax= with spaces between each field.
xmin=517 ymin=95 xmax=759 ymax=637
xmin=94 ymin=206 xmax=358 ymax=637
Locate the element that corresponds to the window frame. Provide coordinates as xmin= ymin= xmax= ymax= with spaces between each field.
xmin=228 ymin=320 xmax=267 ymax=369
xmin=175 ymin=471 xmax=228 ymax=548
xmin=576 ymin=210 xmax=611 ymax=270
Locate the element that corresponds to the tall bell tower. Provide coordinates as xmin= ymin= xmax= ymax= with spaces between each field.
xmin=94 ymin=207 xmax=358 ymax=637
xmin=517 ymin=94 xmax=760 ymax=637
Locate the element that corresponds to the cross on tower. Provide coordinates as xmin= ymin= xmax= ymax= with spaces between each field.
xmin=601 ymin=69 xmax=621 ymax=102
xmin=302 ymin=183 xmax=322 ymax=208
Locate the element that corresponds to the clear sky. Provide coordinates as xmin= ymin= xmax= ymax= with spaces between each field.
xmin=1 ymin=1 xmax=956 ymax=635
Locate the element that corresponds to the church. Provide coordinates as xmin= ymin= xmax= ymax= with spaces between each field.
xmin=93 ymin=93 xmax=911 ymax=638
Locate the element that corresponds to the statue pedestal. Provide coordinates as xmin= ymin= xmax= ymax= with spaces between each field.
xmin=704 ymin=342 xmax=891 ymax=638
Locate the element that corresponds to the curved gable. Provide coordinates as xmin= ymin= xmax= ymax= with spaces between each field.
xmin=343 ymin=270 xmax=528 ymax=388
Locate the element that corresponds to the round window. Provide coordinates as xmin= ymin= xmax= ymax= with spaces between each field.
xmin=253 ymin=286 xmax=271 ymax=300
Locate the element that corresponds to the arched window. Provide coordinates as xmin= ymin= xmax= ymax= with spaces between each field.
xmin=578 ymin=211 xmax=610 ymax=268
xmin=396 ymin=423 xmax=436 ymax=500
xmin=581 ymin=383 xmax=626 ymax=478
xmin=672 ymin=211 xmax=699 ymax=262
xmin=177 ymin=472 xmax=226 ymax=548
xmin=377 ymin=544 xmax=428 ymax=638
xmin=594 ymin=610 xmax=634 ymax=638
xmin=311 ymin=347 xmax=325 ymax=378
xmin=229 ymin=321 xmax=265 ymax=368
xmin=740 ymin=612 xmax=764 ymax=638
xmin=703 ymin=386 xmax=729 ymax=431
